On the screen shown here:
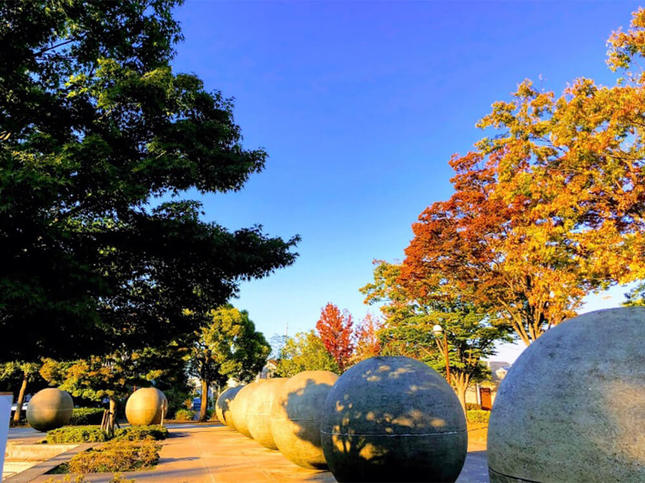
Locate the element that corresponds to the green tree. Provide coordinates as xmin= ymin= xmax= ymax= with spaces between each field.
xmin=0 ymin=1 xmax=299 ymax=361
xmin=186 ymin=306 xmax=270 ymax=421
xmin=274 ymin=331 xmax=339 ymax=377
xmin=0 ymin=361 xmax=42 ymax=423
xmin=361 ymin=261 xmax=511 ymax=411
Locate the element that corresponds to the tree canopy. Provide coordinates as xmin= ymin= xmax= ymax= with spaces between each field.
xmin=187 ymin=305 xmax=270 ymax=390
xmin=316 ymin=303 xmax=354 ymax=372
xmin=0 ymin=0 xmax=299 ymax=360
xmin=401 ymin=10 xmax=644 ymax=345
xmin=274 ymin=331 xmax=339 ymax=377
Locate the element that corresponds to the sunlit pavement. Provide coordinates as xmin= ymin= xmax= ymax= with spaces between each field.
xmin=31 ymin=423 xmax=489 ymax=482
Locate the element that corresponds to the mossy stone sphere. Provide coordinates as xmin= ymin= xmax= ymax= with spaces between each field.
xmin=26 ymin=388 xmax=74 ymax=432
xmin=216 ymin=385 xmax=244 ymax=426
xmin=230 ymin=381 xmax=264 ymax=437
xmin=488 ymin=307 xmax=645 ymax=482
xmin=247 ymin=378 xmax=287 ymax=449
xmin=125 ymin=387 xmax=167 ymax=426
xmin=321 ymin=356 xmax=467 ymax=482
xmin=270 ymin=370 xmax=339 ymax=469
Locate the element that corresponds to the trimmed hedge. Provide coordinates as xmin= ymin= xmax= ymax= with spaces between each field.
xmin=70 ymin=407 xmax=105 ymax=426
xmin=67 ymin=439 xmax=161 ymax=473
xmin=113 ymin=425 xmax=169 ymax=441
xmin=174 ymin=409 xmax=194 ymax=421
xmin=47 ymin=425 xmax=109 ymax=444
xmin=467 ymin=409 xmax=491 ymax=424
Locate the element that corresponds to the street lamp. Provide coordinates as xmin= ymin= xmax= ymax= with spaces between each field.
xmin=433 ymin=324 xmax=451 ymax=384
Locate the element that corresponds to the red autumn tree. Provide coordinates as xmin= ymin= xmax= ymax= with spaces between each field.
xmin=352 ymin=313 xmax=383 ymax=363
xmin=316 ymin=303 xmax=354 ymax=372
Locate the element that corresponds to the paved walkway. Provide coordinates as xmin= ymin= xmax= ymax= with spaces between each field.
xmin=32 ymin=423 xmax=489 ymax=482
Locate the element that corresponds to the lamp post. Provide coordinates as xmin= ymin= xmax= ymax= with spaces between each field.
xmin=433 ymin=324 xmax=451 ymax=384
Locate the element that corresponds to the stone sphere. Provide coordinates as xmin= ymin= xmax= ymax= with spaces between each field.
xmin=216 ymin=385 xmax=244 ymax=426
xmin=488 ymin=307 xmax=645 ymax=482
xmin=125 ymin=387 xmax=167 ymax=426
xmin=321 ymin=356 xmax=467 ymax=482
xmin=247 ymin=378 xmax=287 ymax=449
xmin=230 ymin=381 xmax=264 ymax=437
xmin=270 ymin=370 xmax=339 ymax=469
xmin=26 ymin=388 xmax=74 ymax=432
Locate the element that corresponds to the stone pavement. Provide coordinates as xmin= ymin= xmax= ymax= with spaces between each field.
xmin=32 ymin=423 xmax=489 ymax=482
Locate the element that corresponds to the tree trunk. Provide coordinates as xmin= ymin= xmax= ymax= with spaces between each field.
xmin=451 ymin=372 xmax=469 ymax=416
xmin=12 ymin=375 xmax=28 ymax=423
xmin=455 ymin=383 xmax=467 ymax=415
xmin=199 ymin=379 xmax=209 ymax=421
xmin=108 ymin=397 xmax=117 ymax=435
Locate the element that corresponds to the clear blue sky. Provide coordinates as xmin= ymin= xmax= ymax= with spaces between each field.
xmin=171 ymin=1 xmax=639 ymax=362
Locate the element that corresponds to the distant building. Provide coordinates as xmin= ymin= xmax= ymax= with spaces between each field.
xmin=465 ymin=360 xmax=512 ymax=409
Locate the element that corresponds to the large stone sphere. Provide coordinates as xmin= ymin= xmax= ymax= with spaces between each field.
xmin=125 ymin=387 xmax=167 ymax=426
xmin=270 ymin=370 xmax=339 ymax=469
xmin=215 ymin=385 xmax=244 ymax=426
xmin=26 ymin=388 xmax=74 ymax=432
xmin=321 ymin=356 xmax=467 ymax=482
xmin=230 ymin=381 xmax=264 ymax=437
xmin=247 ymin=378 xmax=287 ymax=449
xmin=488 ymin=307 xmax=645 ymax=482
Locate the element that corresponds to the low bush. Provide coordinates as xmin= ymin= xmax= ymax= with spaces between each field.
xmin=70 ymin=408 xmax=105 ymax=426
xmin=465 ymin=403 xmax=481 ymax=411
xmin=113 ymin=425 xmax=169 ymax=441
xmin=173 ymin=409 xmax=194 ymax=421
xmin=47 ymin=425 xmax=109 ymax=444
xmin=467 ymin=409 xmax=490 ymax=424
xmin=67 ymin=439 xmax=160 ymax=473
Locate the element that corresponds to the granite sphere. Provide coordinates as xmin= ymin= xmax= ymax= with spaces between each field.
xmin=270 ymin=370 xmax=339 ymax=469
xmin=230 ymin=381 xmax=264 ymax=437
xmin=247 ymin=378 xmax=287 ymax=449
xmin=216 ymin=385 xmax=244 ymax=426
xmin=125 ymin=387 xmax=167 ymax=426
xmin=26 ymin=388 xmax=74 ymax=432
xmin=488 ymin=307 xmax=645 ymax=482
xmin=321 ymin=356 xmax=467 ymax=482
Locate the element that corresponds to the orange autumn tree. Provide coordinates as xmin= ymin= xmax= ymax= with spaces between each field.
xmin=352 ymin=313 xmax=383 ymax=363
xmin=316 ymin=303 xmax=354 ymax=372
xmin=402 ymin=9 xmax=644 ymax=346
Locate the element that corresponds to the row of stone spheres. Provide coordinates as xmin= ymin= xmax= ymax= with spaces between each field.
xmin=25 ymin=386 xmax=168 ymax=431
xmin=216 ymin=357 xmax=468 ymax=482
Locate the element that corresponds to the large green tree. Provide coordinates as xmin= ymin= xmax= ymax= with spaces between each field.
xmin=186 ymin=305 xmax=270 ymax=421
xmin=0 ymin=1 xmax=299 ymax=360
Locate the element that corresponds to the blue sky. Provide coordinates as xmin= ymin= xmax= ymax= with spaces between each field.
xmin=171 ymin=1 xmax=640 ymax=362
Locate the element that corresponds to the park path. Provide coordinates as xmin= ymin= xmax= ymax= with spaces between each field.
xmin=33 ymin=422 xmax=489 ymax=482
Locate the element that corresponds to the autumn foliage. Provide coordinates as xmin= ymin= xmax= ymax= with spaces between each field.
xmin=400 ymin=10 xmax=645 ymax=346
xmin=316 ymin=303 xmax=354 ymax=371
xmin=352 ymin=313 xmax=383 ymax=362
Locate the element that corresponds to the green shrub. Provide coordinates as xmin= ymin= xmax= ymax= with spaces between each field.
xmin=67 ymin=439 xmax=160 ymax=473
xmin=465 ymin=403 xmax=481 ymax=411
xmin=467 ymin=409 xmax=490 ymax=424
xmin=47 ymin=425 xmax=109 ymax=444
xmin=113 ymin=425 xmax=169 ymax=441
xmin=173 ymin=409 xmax=194 ymax=421
xmin=70 ymin=408 xmax=105 ymax=426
